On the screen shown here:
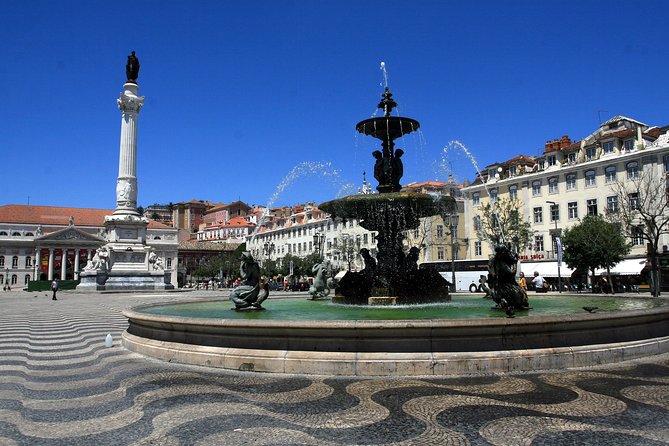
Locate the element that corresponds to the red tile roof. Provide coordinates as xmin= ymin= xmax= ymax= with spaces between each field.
xmin=0 ymin=204 xmax=172 ymax=229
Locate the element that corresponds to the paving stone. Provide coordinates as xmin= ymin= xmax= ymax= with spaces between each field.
xmin=0 ymin=290 xmax=668 ymax=445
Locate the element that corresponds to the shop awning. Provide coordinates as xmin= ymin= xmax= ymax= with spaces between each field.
xmin=595 ymin=258 xmax=646 ymax=276
xmin=520 ymin=261 xmax=574 ymax=278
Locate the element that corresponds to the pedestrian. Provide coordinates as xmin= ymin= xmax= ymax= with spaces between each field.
xmin=532 ymin=271 xmax=547 ymax=293
xmin=51 ymin=278 xmax=59 ymax=300
xmin=518 ymin=272 xmax=527 ymax=290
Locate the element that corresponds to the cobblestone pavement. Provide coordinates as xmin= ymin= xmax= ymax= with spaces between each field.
xmin=1 ymin=290 xmax=669 ymax=445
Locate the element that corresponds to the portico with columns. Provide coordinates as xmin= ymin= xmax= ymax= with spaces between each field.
xmin=34 ymin=226 xmax=105 ymax=281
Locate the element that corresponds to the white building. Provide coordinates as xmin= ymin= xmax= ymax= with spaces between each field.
xmin=461 ymin=116 xmax=669 ymax=279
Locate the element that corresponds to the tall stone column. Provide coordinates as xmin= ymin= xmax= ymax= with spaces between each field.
xmin=34 ymin=248 xmax=41 ymax=280
xmin=113 ymin=83 xmax=144 ymax=217
xmin=74 ymin=249 xmax=80 ymax=280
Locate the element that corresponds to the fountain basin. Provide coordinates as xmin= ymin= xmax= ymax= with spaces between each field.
xmin=355 ymin=116 xmax=420 ymax=140
xmin=122 ymin=295 xmax=669 ymax=376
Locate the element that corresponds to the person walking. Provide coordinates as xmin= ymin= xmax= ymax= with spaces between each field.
xmin=51 ymin=278 xmax=59 ymax=300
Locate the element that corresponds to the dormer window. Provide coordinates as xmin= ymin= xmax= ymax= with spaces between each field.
xmin=585 ymin=146 xmax=597 ymax=160
xmin=623 ymin=139 xmax=635 ymax=152
xmin=547 ymin=155 xmax=557 ymax=167
xmin=538 ymin=160 xmax=546 ymax=170
xmin=509 ymin=166 xmax=517 ymax=177
xmin=602 ymin=141 xmax=615 ymax=154
xmin=567 ymin=152 xmax=576 ymax=164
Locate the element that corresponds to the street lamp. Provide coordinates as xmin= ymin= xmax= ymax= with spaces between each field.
xmin=447 ymin=214 xmax=459 ymax=292
xmin=546 ymin=200 xmax=562 ymax=293
xmin=313 ymin=231 xmax=326 ymax=260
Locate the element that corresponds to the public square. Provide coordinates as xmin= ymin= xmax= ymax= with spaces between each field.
xmin=1 ymin=289 xmax=668 ymax=445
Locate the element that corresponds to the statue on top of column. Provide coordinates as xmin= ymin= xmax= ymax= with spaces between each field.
xmin=126 ymin=51 xmax=140 ymax=83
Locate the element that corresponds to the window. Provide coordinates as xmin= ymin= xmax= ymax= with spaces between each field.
xmin=631 ymin=226 xmax=644 ymax=246
xmin=0 ymin=256 xmax=4 ymax=267
xmin=534 ymin=235 xmax=544 ymax=252
xmin=567 ymin=152 xmax=577 ymax=164
xmin=509 ymin=166 xmax=517 ymax=177
xmin=587 ymin=199 xmax=598 ymax=216
xmin=11 ymin=232 xmax=20 ymax=236
xmin=568 ymin=202 xmax=578 ymax=219
xmin=0 ymin=275 xmax=3 ymax=284
xmin=509 ymin=185 xmax=518 ymax=200
xmin=585 ymin=146 xmax=597 ymax=160
xmin=566 ymin=173 xmax=576 ymax=190
xmin=11 ymin=275 xmax=17 ymax=285
xmin=166 ymin=258 xmax=172 ymax=268
xmin=437 ymin=247 xmax=444 ymax=260
xmin=605 ymin=165 xmax=617 ymax=183
xmin=436 ymin=224 xmax=444 ymax=238
xmin=488 ymin=169 xmax=497 ymax=179
xmin=413 ymin=228 xmax=419 ymax=238
xmin=665 ymin=155 xmax=669 ymax=172
xmin=547 ymin=155 xmax=557 ymax=166
xmin=607 ymin=196 xmax=619 ymax=213
xmin=489 ymin=189 xmax=498 ymax=203
xmin=538 ymin=160 xmax=546 ymax=170
xmin=624 ymin=139 xmax=635 ymax=152
xmin=363 ymin=234 xmax=368 ymax=245
xmin=0 ymin=232 xmax=7 ymax=236
xmin=602 ymin=141 xmax=615 ymax=154
xmin=584 ymin=169 xmax=596 ymax=187
xmin=474 ymin=241 xmax=482 ymax=256
xmin=548 ymin=177 xmax=558 ymax=193
xmin=472 ymin=193 xmax=480 ymax=206
xmin=550 ymin=204 xmax=559 ymax=222
xmin=11 ymin=256 xmax=18 ymax=268
xmin=627 ymin=161 xmax=639 ymax=179
xmin=25 ymin=256 xmax=31 ymax=268
xmin=24 ymin=275 xmax=30 ymax=285
xmin=532 ymin=180 xmax=541 ymax=196
xmin=629 ymin=192 xmax=640 ymax=210
xmin=533 ymin=207 xmax=543 ymax=224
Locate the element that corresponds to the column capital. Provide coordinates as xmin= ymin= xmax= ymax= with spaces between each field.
xmin=117 ymin=94 xmax=144 ymax=113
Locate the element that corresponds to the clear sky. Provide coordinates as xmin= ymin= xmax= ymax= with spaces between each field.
xmin=2 ymin=0 xmax=668 ymax=210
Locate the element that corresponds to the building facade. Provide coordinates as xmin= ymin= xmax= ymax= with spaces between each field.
xmin=0 ymin=205 xmax=178 ymax=287
xmin=462 ymin=116 xmax=669 ymax=276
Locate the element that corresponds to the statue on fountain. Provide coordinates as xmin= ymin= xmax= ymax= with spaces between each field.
xmin=487 ymin=243 xmax=529 ymax=311
xmin=308 ymin=261 xmax=331 ymax=299
xmin=229 ymin=252 xmax=269 ymax=310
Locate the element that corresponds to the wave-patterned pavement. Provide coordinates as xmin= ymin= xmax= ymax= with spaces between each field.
xmin=1 ymin=290 xmax=669 ymax=445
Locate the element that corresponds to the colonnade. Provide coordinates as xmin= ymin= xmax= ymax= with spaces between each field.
xmin=34 ymin=247 xmax=96 ymax=281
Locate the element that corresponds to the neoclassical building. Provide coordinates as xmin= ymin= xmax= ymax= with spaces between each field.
xmin=0 ymin=205 xmax=178 ymax=287
xmin=461 ymin=116 xmax=669 ymax=277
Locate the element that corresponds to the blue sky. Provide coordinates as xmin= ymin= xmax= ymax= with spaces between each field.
xmin=2 ymin=0 xmax=668 ymax=209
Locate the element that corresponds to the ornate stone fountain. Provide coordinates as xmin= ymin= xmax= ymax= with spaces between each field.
xmin=320 ymin=88 xmax=454 ymax=304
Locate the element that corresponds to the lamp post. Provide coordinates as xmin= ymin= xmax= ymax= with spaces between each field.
xmin=447 ymin=214 xmax=459 ymax=292
xmin=263 ymin=241 xmax=275 ymax=273
xmin=546 ymin=200 xmax=562 ymax=293
xmin=313 ymin=231 xmax=326 ymax=261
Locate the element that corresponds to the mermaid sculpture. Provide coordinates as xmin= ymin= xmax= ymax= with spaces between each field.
xmin=229 ymin=252 xmax=269 ymax=310
xmin=308 ymin=261 xmax=330 ymax=299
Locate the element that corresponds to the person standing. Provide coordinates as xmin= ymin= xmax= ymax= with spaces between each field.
xmin=518 ymin=272 xmax=527 ymax=290
xmin=51 ymin=278 xmax=59 ymax=300
xmin=532 ymin=271 xmax=547 ymax=292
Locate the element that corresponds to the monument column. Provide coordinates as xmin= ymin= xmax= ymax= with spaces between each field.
xmin=113 ymin=82 xmax=144 ymax=217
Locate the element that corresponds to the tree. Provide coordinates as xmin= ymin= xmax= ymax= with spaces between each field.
xmin=335 ymin=235 xmax=361 ymax=271
xmin=610 ymin=166 xmax=669 ymax=296
xmin=475 ymin=197 xmax=533 ymax=251
xmin=562 ymin=215 xmax=630 ymax=291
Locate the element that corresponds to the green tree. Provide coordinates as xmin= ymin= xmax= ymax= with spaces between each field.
xmin=475 ymin=197 xmax=533 ymax=251
xmin=610 ymin=167 xmax=669 ymax=296
xmin=562 ymin=215 xmax=631 ymax=291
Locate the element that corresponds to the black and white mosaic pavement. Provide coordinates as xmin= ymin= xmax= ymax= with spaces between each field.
xmin=1 ymin=290 xmax=668 ymax=445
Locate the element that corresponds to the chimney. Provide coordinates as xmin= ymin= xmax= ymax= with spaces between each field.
xmin=545 ymin=140 xmax=552 ymax=151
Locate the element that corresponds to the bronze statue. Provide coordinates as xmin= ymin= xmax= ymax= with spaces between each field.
xmin=126 ymin=51 xmax=140 ymax=83
xmin=229 ymin=252 xmax=269 ymax=310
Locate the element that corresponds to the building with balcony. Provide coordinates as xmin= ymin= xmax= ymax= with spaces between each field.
xmin=461 ymin=116 xmax=669 ymax=281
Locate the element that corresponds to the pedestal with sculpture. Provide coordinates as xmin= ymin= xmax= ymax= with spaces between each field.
xmin=78 ymin=52 xmax=174 ymax=291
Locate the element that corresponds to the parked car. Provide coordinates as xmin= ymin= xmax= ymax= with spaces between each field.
xmin=289 ymin=281 xmax=310 ymax=292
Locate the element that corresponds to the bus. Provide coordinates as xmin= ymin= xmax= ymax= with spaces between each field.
xmin=419 ymin=259 xmax=489 ymax=292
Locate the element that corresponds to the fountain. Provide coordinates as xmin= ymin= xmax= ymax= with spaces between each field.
xmin=122 ymin=76 xmax=669 ymax=377
xmin=320 ymin=87 xmax=454 ymax=304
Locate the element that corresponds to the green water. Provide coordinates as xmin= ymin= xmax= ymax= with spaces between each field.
xmin=140 ymin=294 xmax=667 ymax=321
